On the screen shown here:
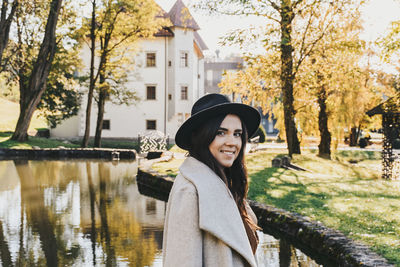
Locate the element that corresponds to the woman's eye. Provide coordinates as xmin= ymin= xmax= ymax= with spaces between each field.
xmin=216 ymin=131 xmax=225 ymax=136
xmin=234 ymin=132 xmax=242 ymax=137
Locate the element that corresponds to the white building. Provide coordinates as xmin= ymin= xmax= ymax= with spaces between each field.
xmin=51 ymin=0 xmax=207 ymax=140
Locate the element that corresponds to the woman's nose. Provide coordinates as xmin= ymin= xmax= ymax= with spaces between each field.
xmin=225 ymin=134 xmax=239 ymax=145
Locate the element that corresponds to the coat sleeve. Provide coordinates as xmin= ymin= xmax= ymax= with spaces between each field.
xmin=163 ymin=181 xmax=203 ymax=267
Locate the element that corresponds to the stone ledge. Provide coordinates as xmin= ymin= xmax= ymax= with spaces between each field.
xmin=137 ymin=168 xmax=173 ymax=202
xmin=0 ymin=148 xmax=136 ymax=160
xmin=136 ymin=168 xmax=394 ymax=267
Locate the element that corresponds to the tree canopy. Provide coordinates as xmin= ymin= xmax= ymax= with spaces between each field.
xmin=79 ymin=0 xmax=169 ymax=147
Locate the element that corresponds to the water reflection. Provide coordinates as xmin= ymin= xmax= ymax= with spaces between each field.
xmin=0 ymin=160 xmax=324 ymax=266
xmin=0 ymin=160 xmax=163 ymax=266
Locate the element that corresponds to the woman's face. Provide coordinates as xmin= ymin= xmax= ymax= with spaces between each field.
xmin=209 ymin=114 xmax=243 ymax=168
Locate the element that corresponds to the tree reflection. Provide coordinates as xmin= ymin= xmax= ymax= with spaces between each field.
xmin=98 ymin=162 xmax=116 ymax=266
xmin=15 ymin=160 xmax=59 ymax=266
xmin=95 ymin=162 xmax=158 ymax=267
xmin=279 ymin=239 xmax=292 ymax=267
xmin=0 ymin=219 xmax=12 ymax=267
xmin=30 ymin=160 xmax=81 ymax=190
xmin=2 ymin=160 xmax=159 ymax=266
xmin=86 ymin=162 xmax=97 ymax=266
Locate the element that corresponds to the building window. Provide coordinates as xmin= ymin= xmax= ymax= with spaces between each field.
xmin=168 ymin=94 xmax=172 ymax=100
xmin=146 ymin=85 xmax=156 ymax=100
xmin=168 ymin=60 xmax=172 ymax=67
xmin=146 ymin=120 xmax=156 ymax=130
xmin=102 ymin=120 xmax=110 ymax=130
xmin=181 ymin=86 xmax=188 ymax=100
xmin=180 ymin=51 xmax=188 ymax=67
xmin=146 ymin=52 xmax=156 ymax=67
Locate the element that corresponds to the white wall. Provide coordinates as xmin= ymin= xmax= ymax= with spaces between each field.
xmin=50 ymin=115 xmax=80 ymax=138
xmin=51 ymin=30 xmax=206 ymax=140
xmin=171 ymin=27 xmax=194 ymax=116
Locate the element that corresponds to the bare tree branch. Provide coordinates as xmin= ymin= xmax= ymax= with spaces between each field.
xmin=266 ymin=0 xmax=280 ymax=12
xmin=0 ymin=0 xmax=19 ymax=65
xmin=293 ymin=0 xmax=305 ymax=9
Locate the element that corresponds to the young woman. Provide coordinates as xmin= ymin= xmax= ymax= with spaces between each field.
xmin=163 ymin=93 xmax=261 ymax=267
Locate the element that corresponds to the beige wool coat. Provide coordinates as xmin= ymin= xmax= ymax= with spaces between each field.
xmin=162 ymin=157 xmax=258 ymax=267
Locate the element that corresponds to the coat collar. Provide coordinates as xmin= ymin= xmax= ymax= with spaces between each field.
xmin=179 ymin=157 xmax=257 ymax=267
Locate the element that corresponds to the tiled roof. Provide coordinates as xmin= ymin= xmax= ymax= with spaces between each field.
xmin=194 ymin=31 xmax=208 ymax=50
xmin=168 ymin=0 xmax=200 ymax=30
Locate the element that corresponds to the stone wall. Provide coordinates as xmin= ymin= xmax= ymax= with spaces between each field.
xmin=0 ymin=148 xmax=136 ymax=160
xmin=137 ymin=168 xmax=173 ymax=202
xmin=136 ymin=168 xmax=394 ymax=267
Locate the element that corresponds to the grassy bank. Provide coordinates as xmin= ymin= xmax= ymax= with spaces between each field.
xmin=152 ymin=149 xmax=400 ymax=266
xmin=0 ymin=132 xmax=142 ymax=150
xmin=0 ymin=132 xmax=80 ymax=149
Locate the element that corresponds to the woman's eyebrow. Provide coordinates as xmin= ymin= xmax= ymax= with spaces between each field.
xmin=218 ymin=127 xmax=243 ymax=132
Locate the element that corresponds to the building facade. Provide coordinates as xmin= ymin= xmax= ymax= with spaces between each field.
xmin=51 ymin=0 xmax=207 ymax=140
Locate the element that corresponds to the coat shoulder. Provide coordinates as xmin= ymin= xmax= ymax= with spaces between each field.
xmin=171 ymin=173 xmax=197 ymax=195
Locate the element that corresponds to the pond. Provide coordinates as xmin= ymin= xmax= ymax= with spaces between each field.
xmin=0 ymin=160 xmax=326 ymax=266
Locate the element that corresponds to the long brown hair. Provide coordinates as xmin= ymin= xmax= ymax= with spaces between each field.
xmin=188 ymin=113 xmax=258 ymax=230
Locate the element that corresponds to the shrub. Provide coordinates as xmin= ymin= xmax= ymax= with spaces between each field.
xmin=359 ymin=138 xmax=368 ymax=148
xmin=252 ymin=126 xmax=266 ymax=143
xmin=393 ymin=138 xmax=400 ymax=149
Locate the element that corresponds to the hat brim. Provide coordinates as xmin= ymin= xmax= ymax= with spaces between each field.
xmin=175 ymin=103 xmax=261 ymax=150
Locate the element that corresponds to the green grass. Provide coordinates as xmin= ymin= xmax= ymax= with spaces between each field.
xmin=152 ymin=150 xmax=400 ymax=266
xmin=151 ymin=158 xmax=184 ymax=178
xmin=248 ymin=151 xmax=400 ymax=266
xmin=0 ymin=132 xmax=143 ymax=150
xmin=0 ymin=131 xmax=79 ymax=149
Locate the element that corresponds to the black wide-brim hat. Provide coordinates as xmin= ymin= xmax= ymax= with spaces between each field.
xmin=175 ymin=93 xmax=261 ymax=150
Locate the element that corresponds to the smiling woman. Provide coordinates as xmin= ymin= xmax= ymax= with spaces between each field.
xmin=163 ymin=93 xmax=261 ymax=267
xmin=208 ymin=114 xmax=243 ymax=168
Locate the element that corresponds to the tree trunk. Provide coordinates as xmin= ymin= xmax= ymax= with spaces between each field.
xmin=12 ymin=96 xmax=43 ymax=141
xmin=11 ymin=0 xmax=63 ymax=141
xmin=280 ymin=1 xmax=301 ymax=156
xmin=349 ymin=127 xmax=358 ymax=146
xmin=317 ymin=86 xmax=331 ymax=159
xmin=0 ymin=0 xmax=18 ymax=66
xmin=81 ymin=0 xmax=97 ymax=148
xmin=94 ymin=75 xmax=106 ymax=147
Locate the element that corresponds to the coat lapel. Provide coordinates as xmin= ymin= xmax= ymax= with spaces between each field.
xmin=179 ymin=157 xmax=257 ymax=267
